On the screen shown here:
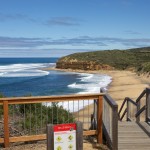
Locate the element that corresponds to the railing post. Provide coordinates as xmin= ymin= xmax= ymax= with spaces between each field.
xmin=126 ymin=100 xmax=129 ymax=121
xmin=112 ymin=105 xmax=118 ymax=150
xmin=146 ymin=88 xmax=150 ymax=123
xmin=47 ymin=124 xmax=54 ymax=150
xmin=3 ymin=100 xmax=9 ymax=148
xmin=136 ymin=101 xmax=140 ymax=122
xmin=97 ymin=96 xmax=103 ymax=144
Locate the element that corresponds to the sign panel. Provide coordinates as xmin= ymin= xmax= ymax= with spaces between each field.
xmin=54 ymin=123 xmax=76 ymax=150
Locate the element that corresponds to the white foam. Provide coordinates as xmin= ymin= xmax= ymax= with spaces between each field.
xmin=68 ymin=82 xmax=77 ymax=88
xmin=68 ymin=73 xmax=112 ymax=94
xmin=80 ymin=74 xmax=93 ymax=81
xmin=65 ymin=73 xmax=112 ymax=111
xmin=0 ymin=63 xmax=52 ymax=77
xmin=45 ymin=71 xmax=112 ymax=112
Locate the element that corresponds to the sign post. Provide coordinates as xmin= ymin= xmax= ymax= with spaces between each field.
xmin=47 ymin=122 xmax=83 ymax=150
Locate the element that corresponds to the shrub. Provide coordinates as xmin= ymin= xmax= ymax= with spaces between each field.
xmin=57 ymin=47 xmax=150 ymax=72
xmin=0 ymin=93 xmax=75 ymax=135
xmin=17 ymin=102 xmax=74 ymax=134
xmin=0 ymin=93 xmax=5 ymax=119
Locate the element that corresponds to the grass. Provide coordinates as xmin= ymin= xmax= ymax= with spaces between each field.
xmin=57 ymin=47 xmax=150 ymax=72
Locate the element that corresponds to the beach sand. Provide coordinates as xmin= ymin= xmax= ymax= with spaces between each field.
xmin=45 ymin=68 xmax=150 ymax=108
xmin=101 ymin=70 xmax=149 ymax=107
xmin=71 ymin=69 xmax=150 ymax=130
xmin=2 ymin=69 xmax=149 ymax=150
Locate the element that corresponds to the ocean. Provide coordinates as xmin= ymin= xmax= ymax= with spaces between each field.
xmin=0 ymin=58 xmax=112 ymax=98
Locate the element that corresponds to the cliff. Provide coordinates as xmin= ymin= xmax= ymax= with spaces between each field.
xmin=56 ymin=47 xmax=150 ymax=72
xmin=56 ymin=60 xmax=114 ymax=70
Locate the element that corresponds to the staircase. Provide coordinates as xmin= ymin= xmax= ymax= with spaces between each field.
xmin=118 ymin=121 xmax=150 ymax=150
xmin=118 ymin=88 xmax=150 ymax=150
xmin=101 ymin=88 xmax=150 ymax=150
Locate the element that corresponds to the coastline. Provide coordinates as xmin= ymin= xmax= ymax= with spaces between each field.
xmin=1 ymin=68 xmax=149 ymax=150
xmin=44 ymin=67 xmax=150 ymax=108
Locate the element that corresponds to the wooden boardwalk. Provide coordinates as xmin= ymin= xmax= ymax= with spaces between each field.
xmin=118 ymin=121 xmax=150 ymax=150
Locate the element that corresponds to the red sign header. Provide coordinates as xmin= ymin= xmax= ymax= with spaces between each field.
xmin=54 ymin=123 xmax=76 ymax=132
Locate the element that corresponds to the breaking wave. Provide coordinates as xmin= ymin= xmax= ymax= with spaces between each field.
xmin=0 ymin=63 xmax=54 ymax=77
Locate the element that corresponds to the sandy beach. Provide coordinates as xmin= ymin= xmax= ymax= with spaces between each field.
xmin=101 ymin=70 xmax=149 ymax=107
xmin=45 ymin=68 xmax=150 ymax=108
xmin=2 ymin=69 xmax=149 ymax=150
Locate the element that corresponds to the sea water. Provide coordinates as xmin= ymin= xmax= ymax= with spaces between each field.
xmin=0 ymin=58 xmax=112 ymax=111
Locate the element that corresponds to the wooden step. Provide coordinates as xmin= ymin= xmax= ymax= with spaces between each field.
xmin=138 ymin=121 xmax=150 ymax=135
xmin=118 ymin=121 xmax=150 ymax=150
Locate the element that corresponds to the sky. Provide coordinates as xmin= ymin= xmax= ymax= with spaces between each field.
xmin=0 ymin=0 xmax=150 ymax=57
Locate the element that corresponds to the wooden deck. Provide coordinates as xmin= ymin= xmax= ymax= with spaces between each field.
xmin=118 ymin=121 xmax=150 ymax=150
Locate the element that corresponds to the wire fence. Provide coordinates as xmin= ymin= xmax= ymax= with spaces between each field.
xmin=0 ymin=94 xmax=103 ymax=147
xmin=6 ymin=100 xmax=95 ymax=137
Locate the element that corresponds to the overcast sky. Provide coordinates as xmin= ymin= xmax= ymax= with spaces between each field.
xmin=0 ymin=0 xmax=150 ymax=57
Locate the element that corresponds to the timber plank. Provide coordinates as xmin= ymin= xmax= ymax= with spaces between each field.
xmin=118 ymin=121 xmax=150 ymax=150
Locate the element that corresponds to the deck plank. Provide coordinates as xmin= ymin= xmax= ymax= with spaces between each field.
xmin=118 ymin=121 xmax=150 ymax=150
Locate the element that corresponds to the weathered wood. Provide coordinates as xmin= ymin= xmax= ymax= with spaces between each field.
xmin=135 ymin=105 xmax=146 ymax=118
xmin=76 ymin=121 xmax=83 ymax=150
xmin=97 ymin=96 xmax=103 ymax=144
xmin=118 ymin=121 xmax=150 ymax=150
xmin=3 ymin=101 xmax=9 ymax=148
xmin=102 ymin=93 xmax=118 ymax=108
xmin=126 ymin=100 xmax=129 ymax=121
xmin=120 ymin=108 xmax=127 ymax=121
xmin=0 ymin=130 xmax=97 ymax=144
xmin=47 ymin=124 xmax=54 ymax=150
xmin=146 ymin=88 xmax=150 ymax=122
xmin=118 ymin=98 xmax=127 ymax=117
xmin=0 ymin=93 xmax=102 ymax=148
xmin=83 ymin=130 xmax=97 ymax=136
xmin=101 ymin=88 xmax=118 ymax=150
xmin=136 ymin=89 xmax=146 ymax=103
xmin=0 ymin=93 xmax=104 ymax=104
xmin=0 ymin=138 xmax=4 ymax=143
xmin=9 ymin=134 xmax=46 ymax=143
xmin=137 ymin=121 xmax=150 ymax=137
xmin=112 ymin=103 xmax=118 ymax=150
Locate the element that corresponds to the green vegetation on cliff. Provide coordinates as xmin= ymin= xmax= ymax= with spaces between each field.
xmin=56 ymin=47 xmax=150 ymax=73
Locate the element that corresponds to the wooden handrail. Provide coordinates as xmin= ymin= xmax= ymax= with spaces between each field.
xmin=101 ymin=88 xmax=118 ymax=150
xmin=118 ymin=97 xmax=137 ymax=119
xmin=135 ymin=105 xmax=146 ymax=118
xmin=146 ymin=88 xmax=150 ymax=123
xmin=120 ymin=108 xmax=127 ymax=121
xmin=119 ymin=98 xmax=139 ymax=121
xmin=136 ymin=89 xmax=146 ymax=103
xmin=118 ymin=98 xmax=127 ymax=116
xmin=0 ymin=93 xmax=104 ymax=104
xmin=101 ymin=88 xmax=118 ymax=108
xmin=127 ymin=98 xmax=137 ymax=106
xmin=118 ymin=88 xmax=150 ymax=122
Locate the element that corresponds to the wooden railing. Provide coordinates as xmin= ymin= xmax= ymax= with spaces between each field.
xmin=0 ymin=93 xmax=104 ymax=148
xmin=136 ymin=88 xmax=150 ymax=123
xmin=118 ymin=88 xmax=150 ymax=123
xmin=101 ymin=88 xmax=118 ymax=150
xmin=118 ymin=97 xmax=137 ymax=121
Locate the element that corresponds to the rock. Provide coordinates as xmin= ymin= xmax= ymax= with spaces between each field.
xmin=56 ymin=60 xmax=114 ymax=71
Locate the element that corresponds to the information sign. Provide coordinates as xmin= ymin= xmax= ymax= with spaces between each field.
xmin=54 ymin=123 xmax=76 ymax=150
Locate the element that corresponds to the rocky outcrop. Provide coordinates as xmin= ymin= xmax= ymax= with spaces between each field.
xmin=56 ymin=47 xmax=150 ymax=72
xmin=56 ymin=60 xmax=114 ymax=70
